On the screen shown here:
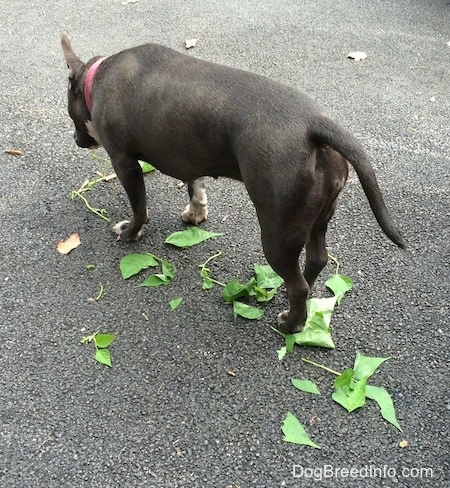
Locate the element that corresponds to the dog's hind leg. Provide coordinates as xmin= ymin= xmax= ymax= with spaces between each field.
xmin=303 ymin=200 xmax=337 ymax=287
xmin=303 ymin=149 xmax=348 ymax=286
xmin=181 ymin=178 xmax=208 ymax=225
xmin=259 ymin=219 xmax=311 ymax=334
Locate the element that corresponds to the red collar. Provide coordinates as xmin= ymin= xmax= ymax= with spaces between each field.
xmin=84 ymin=57 xmax=107 ymax=115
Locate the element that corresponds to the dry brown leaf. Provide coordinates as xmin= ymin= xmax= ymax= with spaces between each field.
xmin=347 ymin=51 xmax=367 ymax=61
xmin=185 ymin=38 xmax=199 ymax=49
xmin=57 ymin=232 xmax=81 ymax=255
xmin=399 ymin=440 xmax=409 ymax=448
xmin=5 ymin=149 xmax=23 ymax=156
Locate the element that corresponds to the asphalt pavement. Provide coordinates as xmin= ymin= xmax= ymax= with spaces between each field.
xmin=1 ymin=0 xmax=449 ymax=486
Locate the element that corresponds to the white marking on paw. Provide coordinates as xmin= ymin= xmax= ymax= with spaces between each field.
xmin=181 ymin=180 xmax=208 ymax=224
xmin=181 ymin=201 xmax=208 ymax=225
xmin=134 ymin=224 xmax=146 ymax=241
xmin=113 ymin=220 xmax=130 ymax=236
xmin=277 ymin=310 xmax=289 ymax=325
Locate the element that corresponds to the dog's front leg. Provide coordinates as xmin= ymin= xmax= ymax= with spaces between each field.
xmin=110 ymin=154 xmax=148 ymax=241
xmin=181 ymin=178 xmax=208 ymax=225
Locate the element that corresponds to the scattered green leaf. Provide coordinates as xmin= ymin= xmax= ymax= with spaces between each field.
xmin=332 ymin=369 xmax=367 ymax=412
xmin=165 ymin=227 xmax=223 ymax=248
xmin=138 ymin=259 xmax=175 ymax=287
xmin=282 ymin=412 xmax=321 ymax=449
xmin=325 ymin=274 xmax=353 ymax=304
xmin=120 ymin=253 xmax=159 ymax=279
xmin=254 ymin=263 xmax=284 ymax=289
xmin=94 ymin=333 xmax=117 ymax=349
xmin=223 ymin=278 xmax=256 ymax=303
xmin=81 ymin=330 xmax=116 ymax=367
xmin=285 ymin=334 xmax=296 ymax=353
xmin=233 ymin=301 xmax=264 ymax=320
xmin=353 ymin=353 xmax=390 ymax=381
xmin=332 ymin=354 xmax=390 ymax=413
xmin=365 ymin=385 xmax=402 ymax=432
xmin=169 ymin=297 xmax=183 ymax=311
xmin=95 ymin=348 xmax=112 ymax=367
xmin=291 ymin=378 xmax=321 ymax=395
xmin=139 ymin=160 xmax=156 ymax=173
xmin=293 ymin=297 xmax=337 ymax=349
xmin=278 ymin=346 xmax=287 ymax=361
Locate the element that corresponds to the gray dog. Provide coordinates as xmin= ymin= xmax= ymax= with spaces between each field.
xmin=62 ymin=34 xmax=404 ymax=334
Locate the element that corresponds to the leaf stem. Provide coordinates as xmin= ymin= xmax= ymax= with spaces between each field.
xmin=327 ymin=253 xmax=340 ymax=274
xmin=95 ymin=283 xmax=104 ymax=301
xmin=199 ymin=251 xmax=226 ymax=287
xmin=201 ymin=251 xmax=222 ymax=268
xmin=301 ymin=357 xmax=341 ymax=376
xmin=71 ymin=190 xmax=111 ymax=222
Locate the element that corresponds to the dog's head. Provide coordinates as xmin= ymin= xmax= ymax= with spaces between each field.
xmin=61 ymin=34 xmax=100 ymax=149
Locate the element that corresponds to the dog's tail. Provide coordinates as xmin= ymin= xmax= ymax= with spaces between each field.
xmin=309 ymin=116 xmax=405 ymax=249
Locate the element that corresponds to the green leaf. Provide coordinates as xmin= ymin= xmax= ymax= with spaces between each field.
xmin=285 ymin=334 xmax=296 ymax=353
xmin=169 ymin=297 xmax=183 ymax=311
xmin=232 ymin=301 xmax=264 ymax=320
xmin=294 ymin=313 xmax=335 ymax=349
xmin=120 ymin=253 xmax=159 ymax=279
xmin=277 ymin=346 xmax=287 ymax=361
xmin=139 ymin=160 xmax=156 ymax=173
xmin=293 ymin=296 xmax=337 ymax=349
xmin=161 ymin=260 xmax=175 ymax=280
xmin=332 ymin=355 xmax=389 ymax=413
xmin=253 ymin=263 xmax=284 ymax=289
xmin=291 ymin=378 xmax=321 ymax=395
xmin=332 ymin=379 xmax=367 ymax=412
xmin=353 ymin=353 xmax=390 ymax=381
xmin=281 ymin=412 xmax=321 ymax=449
xmin=139 ymin=273 xmax=172 ymax=287
xmin=307 ymin=297 xmax=336 ymax=326
xmin=365 ymin=384 xmax=402 ymax=432
xmin=251 ymin=286 xmax=277 ymax=302
xmin=165 ymin=227 xmax=223 ymax=248
xmin=95 ymin=348 xmax=112 ymax=367
xmin=223 ymin=278 xmax=255 ymax=303
xmin=333 ymin=368 xmax=354 ymax=389
xmin=94 ymin=333 xmax=117 ymax=349
xmin=202 ymin=277 xmax=214 ymax=289
xmin=325 ymin=274 xmax=353 ymax=304
xmin=138 ymin=260 xmax=175 ymax=287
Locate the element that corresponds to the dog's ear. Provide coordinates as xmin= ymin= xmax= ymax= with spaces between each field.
xmin=61 ymin=34 xmax=84 ymax=78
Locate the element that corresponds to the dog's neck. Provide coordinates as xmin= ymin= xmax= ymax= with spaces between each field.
xmin=84 ymin=57 xmax=107 ymax=116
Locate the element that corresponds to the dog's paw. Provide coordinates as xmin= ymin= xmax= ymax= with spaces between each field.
xmin=277 ymin=310 xmax=302 ymax=334
xmin=113 ymin=220 xmax=130 ymax=236
xmin=113 ymin=220 xmax=145 ymax=242
xmin=181 ymin=201 xmax=208 ymax=225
